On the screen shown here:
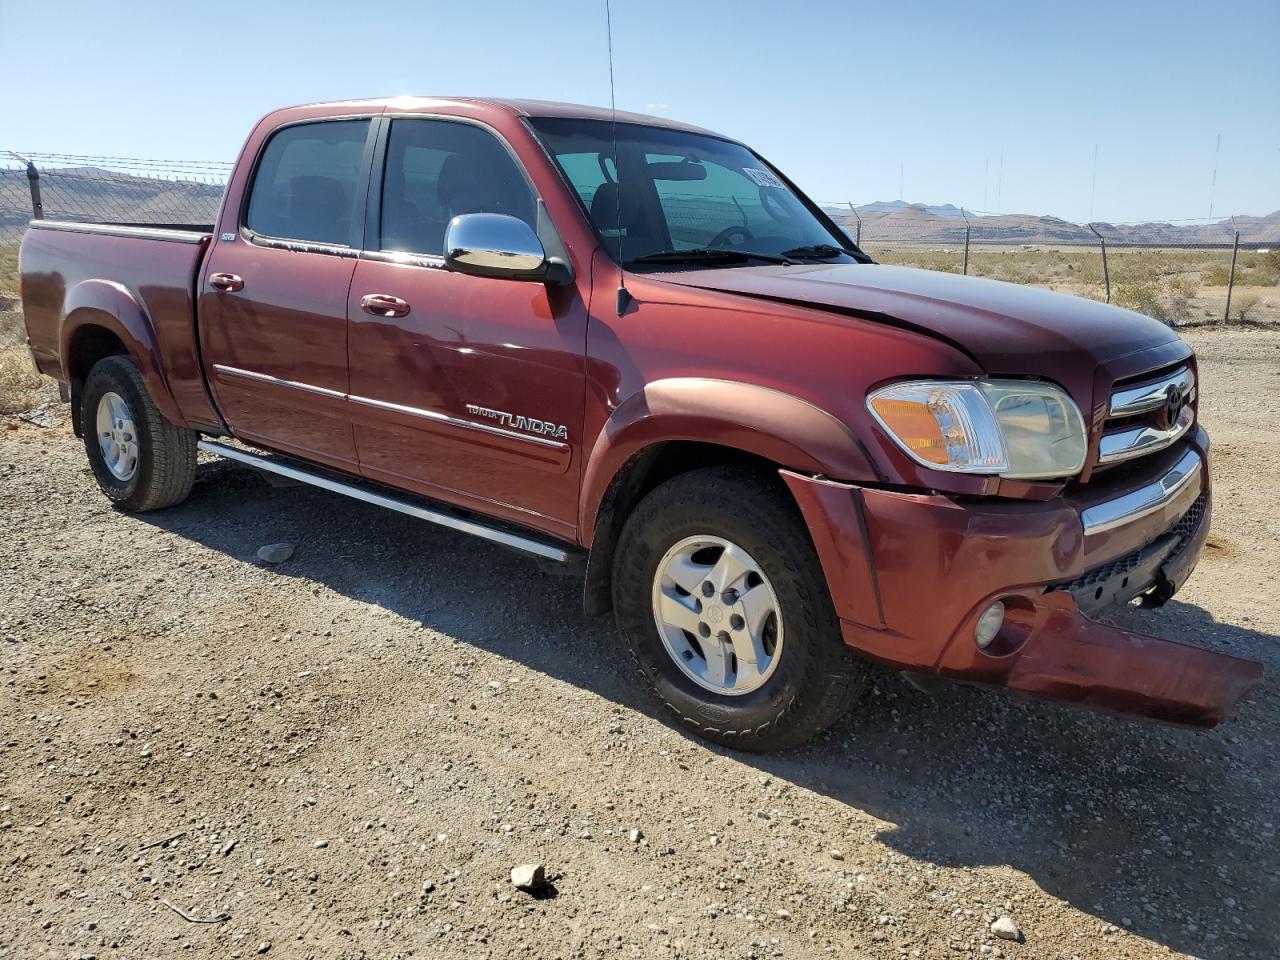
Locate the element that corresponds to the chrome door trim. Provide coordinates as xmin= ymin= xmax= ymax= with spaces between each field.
xmin=360 ymin=249 xmax=448 ymax=269
xmin=348 ymin=393 xmax=568 ymax=450
xmin=212 ymin=363 xmax=347 ymax=400
xmin=1109 ymin=366 xmax=1194 ymax=417
xmin=30 ymin=220 xmax=211 ymax=244
xmin=242 ymin=232 xmax=361 ymax=258
xmin=198 ymin=440 xmax=571 ymax=562
xmin=1081 ymin=448 xmax=1202 ymax=535
xmin=1097 ymin=406 xmax=1195 ymax=464
xmin=211 ymin=364 xmax=567 ymax=450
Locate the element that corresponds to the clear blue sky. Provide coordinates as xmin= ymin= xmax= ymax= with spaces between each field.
xmin=3 ymin=0 xmax=1277 ymax=224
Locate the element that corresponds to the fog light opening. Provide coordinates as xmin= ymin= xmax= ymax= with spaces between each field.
xmin=974 ymin=600 xmax=1006 ymax=650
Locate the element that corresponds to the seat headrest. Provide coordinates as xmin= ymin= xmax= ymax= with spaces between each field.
xmin=589 ymin=181 xmax=640 ymax=234
xmin=437 ymin=153 xmax=483 ymax=210
xmin=288 ymin=175 xmax=347 ymax=242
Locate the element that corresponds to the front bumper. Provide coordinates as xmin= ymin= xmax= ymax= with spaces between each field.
xmin=782 ymin=428 xmax=1264 ymax=727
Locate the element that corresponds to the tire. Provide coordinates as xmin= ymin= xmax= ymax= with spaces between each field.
xmin=612 ymin=466 xmax=868 ymax=752
xmin=81 ymin=355 xmax=197 ymax=512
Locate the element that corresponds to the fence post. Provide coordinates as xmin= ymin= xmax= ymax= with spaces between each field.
xmin=961 ymin=208 xmax=971 ymax=275
xmin=847 ymin=202 xmax=861 ymax=246
xmin=1088 ymin=223 xmax=1110 ymax=303
xmin=8 ymin=152 xmax=43 ymax=219
xmin=1223 ymin=230 xmax=1240 ymax=322
xmin=26 ymin=161 xmax=43 ymax=219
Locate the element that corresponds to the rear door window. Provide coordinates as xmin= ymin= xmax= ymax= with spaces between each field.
xmin=378 ymin=119 xmax=537 ymax=257
xmin=245 ymin=119 xmax=371 ymax=246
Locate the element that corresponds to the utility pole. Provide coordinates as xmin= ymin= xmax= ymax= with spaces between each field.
xmin=996 ymin=150 xmax=1004 ymax=214
xmin=1089 ymin=144 xmax=1098 ymax=222
xmin=1209 ymin=133 xmax=1221 ymax=220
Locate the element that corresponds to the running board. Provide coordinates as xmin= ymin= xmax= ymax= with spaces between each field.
xmin=197 ymin=440 xmax=573 ymax=563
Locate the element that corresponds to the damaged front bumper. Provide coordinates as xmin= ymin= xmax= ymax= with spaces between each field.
xmin=782 ymin=428 xmax=1264 ymax=728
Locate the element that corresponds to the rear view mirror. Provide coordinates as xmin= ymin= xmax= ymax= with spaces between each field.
xmin=647 ymin=159 xmax=707 ymax=181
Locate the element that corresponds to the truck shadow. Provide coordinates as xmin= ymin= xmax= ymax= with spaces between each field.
xmin=137 ymin=459 xmax=1278 ymax=960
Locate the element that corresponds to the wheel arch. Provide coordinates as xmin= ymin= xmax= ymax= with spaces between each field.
xmin=579 ymin=378 xmax=880 ymax=616
xmin=60 ymin=279 xmax=184 ymax=435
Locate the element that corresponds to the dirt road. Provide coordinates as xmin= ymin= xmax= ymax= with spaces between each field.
xmin=1 ymin=329 xmax=1276 ymax=959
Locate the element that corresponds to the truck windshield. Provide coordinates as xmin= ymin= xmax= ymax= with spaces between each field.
xmin=528 ymin=117 xmax=862 ymax=270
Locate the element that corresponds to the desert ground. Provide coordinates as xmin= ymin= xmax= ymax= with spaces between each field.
xmin=0 ymin=324 xmax=1276 ymax=960
xmin=868 ymin=244 xmax=1280 ymax=327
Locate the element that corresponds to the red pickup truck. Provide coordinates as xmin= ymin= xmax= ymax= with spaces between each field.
xmin=19 ymin=97 xmax=1262 ymax=750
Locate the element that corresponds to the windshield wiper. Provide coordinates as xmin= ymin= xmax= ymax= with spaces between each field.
xmin=629 ymin=248 xmax=794 ymax=267
xmin=779 ymin=243 xmax=861 ymax=260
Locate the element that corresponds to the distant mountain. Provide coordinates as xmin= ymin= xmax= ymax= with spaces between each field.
xmin=820 ymin=201 xmax=1280 ymax=246
xmin=838 ymin=200 xmax=969 ymax=220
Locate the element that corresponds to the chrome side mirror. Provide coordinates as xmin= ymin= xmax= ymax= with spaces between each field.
xmin=444 ymin=213 xmax=552 ymax=282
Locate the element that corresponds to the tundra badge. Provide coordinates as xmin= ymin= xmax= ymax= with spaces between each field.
xmin=466 ymin=404 xmax=569 ymax=440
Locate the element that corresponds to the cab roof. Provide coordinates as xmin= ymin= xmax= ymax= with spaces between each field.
xmin=282 ymin=96 xmax=725 ymax=138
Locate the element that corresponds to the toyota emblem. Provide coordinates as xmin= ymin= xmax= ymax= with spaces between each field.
xmin=1158 ymin=384 xmax=1185 ymax=430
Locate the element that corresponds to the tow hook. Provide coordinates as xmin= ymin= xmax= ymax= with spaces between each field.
xmin=1138 ymin=575 xmax=1177 ymax=609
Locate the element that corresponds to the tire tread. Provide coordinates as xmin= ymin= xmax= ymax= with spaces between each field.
xmin=82 ymin=356 xmax=197 ymax=512
xmin=613 ymin=466 xmax=867 ymax=752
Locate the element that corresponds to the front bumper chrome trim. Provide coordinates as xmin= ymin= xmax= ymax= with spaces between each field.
xmin=1081 ymin=447 xmax=1201 ymax=535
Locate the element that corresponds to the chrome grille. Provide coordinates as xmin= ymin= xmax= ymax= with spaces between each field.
xmin=1097 ymin=364 xmax=1195 ymax=467
xmin=1058 ymin=493 xmax=1207 ymax=594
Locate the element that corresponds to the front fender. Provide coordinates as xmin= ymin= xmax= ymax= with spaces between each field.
xmin=579 ymin=377 xmax=879 ymax=542
xmin=60 ymin=279 xmax=185 ymax=426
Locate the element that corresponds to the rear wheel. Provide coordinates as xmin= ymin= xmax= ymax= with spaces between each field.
xmin=81 ymin=356 xmax=197 ymax=512
xmin=613 ymin=466 xmax=868 ymax=752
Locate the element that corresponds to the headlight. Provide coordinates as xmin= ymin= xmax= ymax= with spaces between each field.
xmin=867 ymin=379 xmax=1087 ymax=479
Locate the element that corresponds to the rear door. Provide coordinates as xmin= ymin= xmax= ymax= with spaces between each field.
xmin=346 ymin=116 xmax=589 ymax=540
xmin=199 ymin=117 xmax=375 ymax=470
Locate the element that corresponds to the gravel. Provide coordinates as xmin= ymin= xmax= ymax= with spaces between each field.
xmin=0 ymin=329 xmax=1276 ymax=959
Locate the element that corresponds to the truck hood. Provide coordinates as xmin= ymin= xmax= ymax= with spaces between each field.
xmin=658 ymin=262 xmax=1187 ymax=387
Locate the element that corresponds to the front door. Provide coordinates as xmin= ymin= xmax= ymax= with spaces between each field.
xmin=199 ymin=117 xmax=374 ymax=470
xmin=346 ymin=117 xmax=589 ymax=541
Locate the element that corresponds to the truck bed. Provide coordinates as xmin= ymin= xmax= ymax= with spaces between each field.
xmin=20 ymin=219 xmax=223 ymax=430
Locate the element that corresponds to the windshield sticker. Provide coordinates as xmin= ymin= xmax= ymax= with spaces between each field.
xmin=743 ymin=167 xmax=786 ymax=189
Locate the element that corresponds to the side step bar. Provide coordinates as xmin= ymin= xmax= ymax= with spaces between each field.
xmin=197 ymin=440 xmax=573 ymax=563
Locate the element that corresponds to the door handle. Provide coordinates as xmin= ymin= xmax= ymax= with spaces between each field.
xmin=209 ymin=272 xmax=245 ymax=292
xmin=360 ymin=293 xmax=411 ymax=318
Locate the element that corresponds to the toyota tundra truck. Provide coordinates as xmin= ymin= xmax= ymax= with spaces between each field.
xmin=18 ymin=97 xmax=1263 ymax=750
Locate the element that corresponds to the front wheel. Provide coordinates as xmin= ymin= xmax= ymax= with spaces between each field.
xmin=612 ymin=467 xmax=868 ymax=752
xmin=81 ymin=355 xmax=197 ymax=512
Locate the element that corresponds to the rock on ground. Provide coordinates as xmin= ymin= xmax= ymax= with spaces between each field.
xmin=511 ymin=863 xmax=546 ymax=890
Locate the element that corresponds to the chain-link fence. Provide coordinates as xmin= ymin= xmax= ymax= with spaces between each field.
xmin=1 ymin=152 xmax=232 ymax=354
xmin=819 ymin=204 xmax=1279 ymax=325
xmin=1 ymin=152 xmax=230 ymax=244
xmin=1 ymin=151 xmax=1277 ymax=328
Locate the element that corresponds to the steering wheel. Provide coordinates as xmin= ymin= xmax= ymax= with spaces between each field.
xmin=760 ymin=188 xmax=798 ymax=225
xmin=708 ymin=224 xmax=754 ymax=248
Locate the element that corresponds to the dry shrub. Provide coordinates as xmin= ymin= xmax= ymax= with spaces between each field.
xmin=1232 ymin=294 xmax=1264 ymax=323
xmin=0 ymin=345 xmax=58 ymax=414
xmin=1115 ymin=281 xmax=1163 ymax=319
xmin=1114 ymin=278 xmax=1198 ymax=326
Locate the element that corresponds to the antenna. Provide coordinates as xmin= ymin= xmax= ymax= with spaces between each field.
xmin=605 ymin=0 xmax=631 ymax=314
